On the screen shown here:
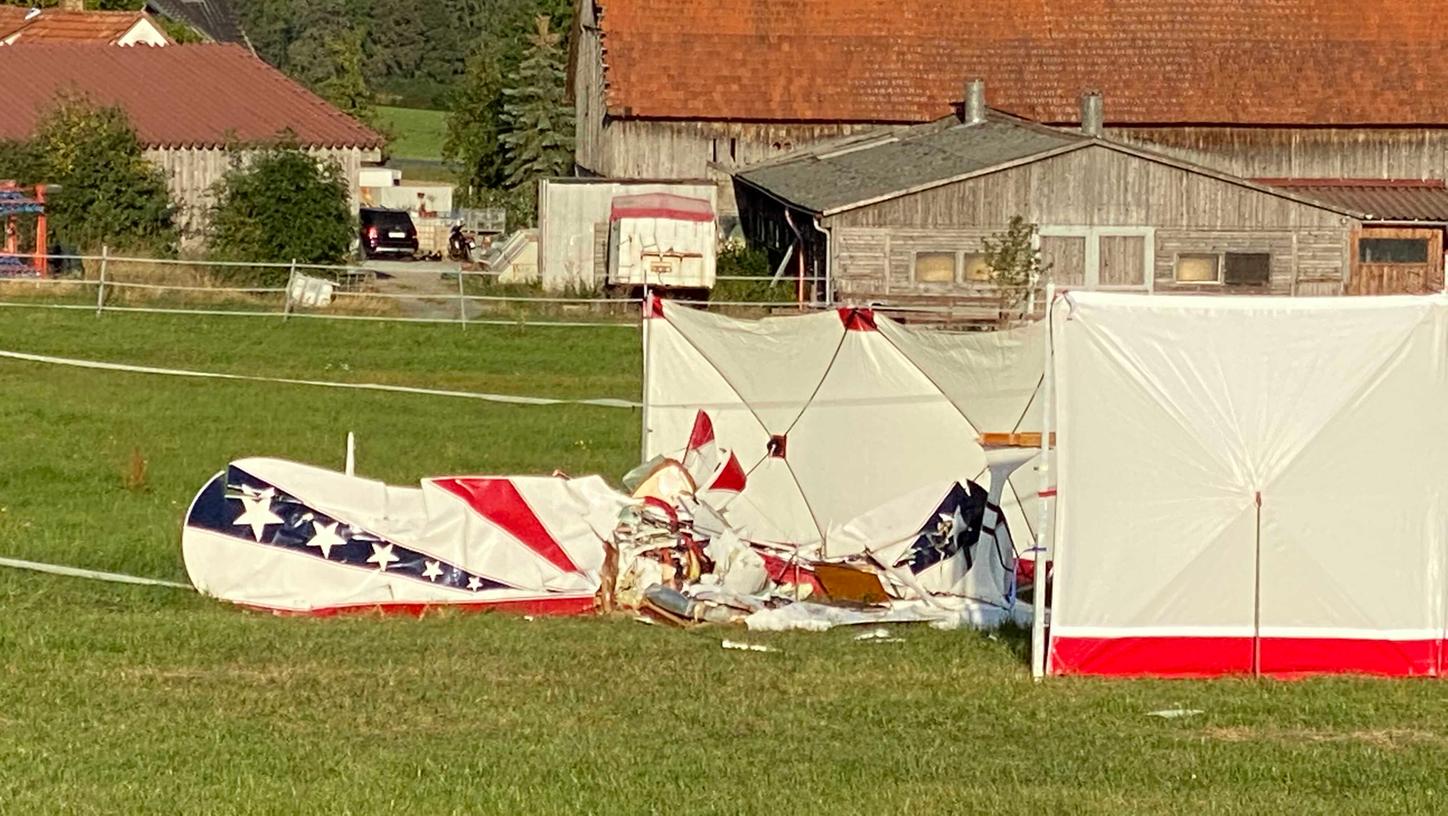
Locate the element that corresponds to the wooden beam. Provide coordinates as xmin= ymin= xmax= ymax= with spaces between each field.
xmin=978 ymin=432 xmax=1055 ymax=448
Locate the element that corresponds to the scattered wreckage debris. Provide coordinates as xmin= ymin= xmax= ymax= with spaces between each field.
xmin=181 ymin=410 xmax=1033 ymax=633
xmin=722 ymin=639 xmax=780 ymax=653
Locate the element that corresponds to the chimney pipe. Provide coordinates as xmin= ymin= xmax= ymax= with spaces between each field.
xmin=1081 ymin=90 xmax=1104 ymax=137
xmin=964 ymin=79 xmax=987 ymax=125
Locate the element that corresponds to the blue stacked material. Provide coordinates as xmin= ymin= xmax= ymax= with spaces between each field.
xmin=0 ymin=255 xmax=37 ymax=277
xmin=0 ymin=189 xmax=43 ymax=215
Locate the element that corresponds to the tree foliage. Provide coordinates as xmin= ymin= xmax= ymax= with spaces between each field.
xmin=239 ymin=0 xmax=474 ymax=110
xmin=500 ymin=16 xmax=574 ymax=193
xmin=208 ymin=144 xmax=356 ymax=279
xmin=981 ymin=215 xmax=1050 ymax=323
xmin=311 ymin=29 xmax=375 ymax=122
xmin=711 ymin=243 xmax=793 ymax=304
xmin=445 ymin=0 xmax=573 ymax=203
xmin=445 ymin=45 xmax=507 ymax=191
xmin=15 ymin=96 xmax=177 ymax=254
xmin=234 ymin=0 xmax=578 ymax=220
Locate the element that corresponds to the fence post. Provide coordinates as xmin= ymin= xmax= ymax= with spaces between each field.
xmin=281 ymin=259 xmax=298 ymax=321
xmin=94 ymin=245 xmax=109 ymax=316
xmin=456 ymin=265 xmax=468 ymax=330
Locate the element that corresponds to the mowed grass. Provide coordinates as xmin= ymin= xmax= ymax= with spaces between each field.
xmin=377 ymin=105 xmax=449 ymax=160
xmin=3 ymin=309 xmax=1448 ymax=814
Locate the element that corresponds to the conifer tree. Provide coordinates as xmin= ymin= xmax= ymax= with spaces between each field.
xmin=498 ymin=16 xmax=575 ymax=196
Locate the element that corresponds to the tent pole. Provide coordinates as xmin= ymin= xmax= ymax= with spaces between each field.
xmin=640 ymin=285 xmax=652 ymax=462
xmin=1031 ymin=282 xmax=1056 ymax=680
xmin=1253 ymin=491 xmax=1263 ymax=678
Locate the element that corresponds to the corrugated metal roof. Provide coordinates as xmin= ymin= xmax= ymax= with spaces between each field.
xmin=1260 ymin=179 xmax=1448 ymax=222
xmin=0 ymin=43 xmax=382 ymax=149
xmin=737 ymin=116 xmax=1086 ymax=214
xmin=596 ymin=0 xmax=1448 ymax=126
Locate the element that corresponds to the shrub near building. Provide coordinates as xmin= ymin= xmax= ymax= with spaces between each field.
xmin=208 ymin=144 xmax=357 ymax=285
xmin=2 ymin=95 xmax=178 ymax=257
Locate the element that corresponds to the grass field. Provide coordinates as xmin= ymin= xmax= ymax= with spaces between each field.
xmin=377 ymin=106 xmax=449 ymax=161
xmin=2 ymin=308 xmax=1448 ymax=814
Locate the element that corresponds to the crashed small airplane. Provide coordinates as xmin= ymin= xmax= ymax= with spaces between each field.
xmin=182 ymin=411 xmax=1028 ymax=630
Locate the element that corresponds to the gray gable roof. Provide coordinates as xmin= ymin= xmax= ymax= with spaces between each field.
xmin=736 ymin=112 xmax=1367 ymax=220
xmin=736 ymin=116 xmax=1086 ymax=215
xmin=146 ymin=0 xmax=244 ymax=44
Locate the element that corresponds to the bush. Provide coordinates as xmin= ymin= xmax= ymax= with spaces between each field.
xmin=208 ymin=144 xmax=356 ymax=284
xmin=27 ymin=95 xmax=177 ymax=255
xmin=711 ymin=243 xmax=794 ymax=304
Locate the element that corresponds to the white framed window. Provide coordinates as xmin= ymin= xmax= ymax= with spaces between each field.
xmin=911 ymin=250 xmax=997 ymax=284
xmin=913 ymin=252 xmax=957 ymax=282
xmin=1173 ymin=251 xmax=1272 ymax=286
xmin=1175 ymin=254 xmax=1219 ymax=283
xmin=962 ymin=253 xmax=992 ymax=282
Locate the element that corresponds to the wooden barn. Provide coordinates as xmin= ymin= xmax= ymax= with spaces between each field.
xmin=733 ymin=87 xmax=1447 ymax=311
xmin=572 ymin=0 xmax=1448 ymax=240
xmin=0 ymin=44 xmax=382 ymax=242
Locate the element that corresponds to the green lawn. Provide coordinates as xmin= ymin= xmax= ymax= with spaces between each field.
xmin=1 ymin=309 xmax=1447 ymax=814
xmin=377 ymin=105 xmax=449 ymax=161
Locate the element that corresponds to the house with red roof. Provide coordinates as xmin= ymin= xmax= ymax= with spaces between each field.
xmin=573 ymin=0 xmax=1448 ymax=296
xmin=0 ymin=5 xmax=171 ymax=46
xmin=0 ymin=43 xmax=384 ymax=239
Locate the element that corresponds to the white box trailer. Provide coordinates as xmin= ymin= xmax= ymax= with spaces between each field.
xmin=537 ymin=178 xmax=717 ymax=292
xmin=605 ymin=193 xmax=716 ymax=296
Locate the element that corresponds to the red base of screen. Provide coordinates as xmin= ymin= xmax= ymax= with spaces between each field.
xmin=1050 ymin=635 xmax=1442 ymax=678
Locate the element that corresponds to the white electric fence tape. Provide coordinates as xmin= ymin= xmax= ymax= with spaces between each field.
xmin=0 ymin=349 xmax=641 ymax=409
xmin=0 ymin=556 xmax=191 ymax=590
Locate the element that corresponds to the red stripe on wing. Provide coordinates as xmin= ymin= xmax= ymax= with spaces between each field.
xmin=433 ymin=478 xmax=581 ymax=574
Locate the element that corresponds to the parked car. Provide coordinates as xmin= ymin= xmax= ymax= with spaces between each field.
xmin=359 ymin=207 xmax=418 ymax=259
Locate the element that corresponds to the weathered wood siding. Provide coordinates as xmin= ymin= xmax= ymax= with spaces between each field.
xmin=1150 ymin=229 xmax=1345 ymax=295
xmin=1109 ymin=127 xmax=1448 ymax=180
xmin=145 ymin=146 xmax=370 ymax=246
xmin=822 ymin=145 xmax=1354 ymax=297
xmin=573 ymin=3 xmax=867 ymax=216
xmin=579 ymin=119 xmax=868 ymax=217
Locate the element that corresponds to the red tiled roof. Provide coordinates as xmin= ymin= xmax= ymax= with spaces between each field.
xmin=595 ymin=0 xmax=1448 ymax=126
xmin=0 ymin=43 xmax=383 ymax=149
xmin=1259 ymin=179 xmax=1448 ymax=222
xmin=3 ymin=10 xmax=163 ymax=44
xmin=0 ymin=6 xmax=31 ymax=32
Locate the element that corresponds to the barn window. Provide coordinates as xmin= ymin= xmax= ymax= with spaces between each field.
xmin=1175 ymin=254 xmax=1219 ymax=283
xmin=914 ymin=252 xmax=957 ymax=282
xmin=1174 ymin=252 xmax=1271 ymax=286
xmin=1223 ymin=252 xmax=1271 ymax=286
xmin=962 ymin=253 xmax=993 ymax=282
xmin=1359 ymin=238 xmax=1430 ymax=264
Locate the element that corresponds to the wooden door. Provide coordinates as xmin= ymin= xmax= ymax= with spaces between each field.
xmin=1099 ymin=235 xmax=1148 ymax=287
xmin=1041 ymin=235 xmax=1086 ymax=287
xmin=1348 ymin=228 xmax=1444 ymax=295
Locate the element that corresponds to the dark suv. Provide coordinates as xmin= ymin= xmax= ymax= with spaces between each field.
xmin=359 ymin=207 xmax=419 ymax=259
